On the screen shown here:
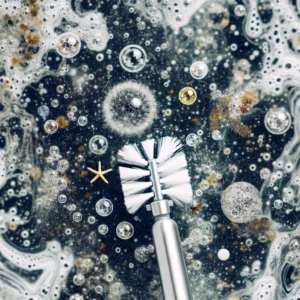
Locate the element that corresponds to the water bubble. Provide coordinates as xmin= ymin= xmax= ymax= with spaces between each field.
xmin=58 ymin=194 xmax=67 ymax=203
xmin=95 ymin=198 xmax=113 ymax=217
xmin=96 ymin=53 xmax=104 ymax=61
xmin=89 ymin=135 xmax=108 ymax=155
xmin=116 ymin=221 xmax=134 ymax=240
xmin=56 ymin=85 xmax=65 ymax=93
xmin=178 ymin=87 xmax=197 ymax=105
xmin=73 ymin=212 xmax=82 ymax=222
xmin=95 ymin=285 xmax=104 ymax=294
xmin=87 ymin=216 xmax=96 ymax=224
xmin=190 ymin=61 xmax=208 ymax=79
xmin=44 ymin=120 xmax=58 ymax=134
xmin=186 ymin=133 xmax=199 ymax=147
xmin=38 ymin=105 xmax=50 ymax=120
xmin=221 ymin=182 xmax=262 ymax=223
xmin=119 ymin=44 xmax=147 ymax=72
xmin=274 ymin=199 xmax=283 ymax=209
xmin=78 ymin=116 xmax=88 ymax=126
xmin=134 ymin=246 xmax=150 ymax=263
xmin=103 ymin=82 xmax=157 ymax=135
xmin=51 ymin=99 xmax=59 ymax=107
xmin=110 ymin=282 xmax=126 ymax=296
xmin=246 ymin=239 xmax=253 ymax=247
xmin=98 ymin=224 xmax=109 ymax=235
xmin=100 ymin=254 xmax=109 ymax=264
xmin=56 ymin=32 xmax=81 ymax=58
xmin=260 ymin=168 xmax=271 ymax=179
xmin=212 ymin=130 xmax=221 ymax=140
xmin=224 ymin=147 xmax=231 ymax=155
xmin=234 ymin=5 xmax=246 ymax=17
xmin=70 ymin=294 xmax=83 ymax=300
xmin=264 ymin=108 xmax=292 ymax=135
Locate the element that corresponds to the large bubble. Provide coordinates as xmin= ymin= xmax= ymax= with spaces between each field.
xmin=221 ymin=182 xmax=262 ymax=223
xmin=103 ymin=81 xmax=157 ymax=135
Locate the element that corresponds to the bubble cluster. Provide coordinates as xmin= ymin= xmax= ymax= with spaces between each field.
xmin=264 ymin=108 xmax=292 ymax=135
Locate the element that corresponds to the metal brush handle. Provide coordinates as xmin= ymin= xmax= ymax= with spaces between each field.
xmin=147 ymin=201 xmax=193 ymax=300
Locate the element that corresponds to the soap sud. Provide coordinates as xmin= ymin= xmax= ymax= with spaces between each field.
xmin=0 ymin=236 xmax=73 ymax=300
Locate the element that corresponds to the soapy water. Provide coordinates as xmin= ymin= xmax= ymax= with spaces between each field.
xmin=2 ymin=0 xmax=300 ymax=299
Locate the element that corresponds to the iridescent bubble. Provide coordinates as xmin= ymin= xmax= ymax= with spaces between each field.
xmin=116 ymin=221 xmax=134 ymax=240
xmin=38 ymin=105 xmax=50 ymax=120
xmin=56 ymin=32 xmax=81 ymax=58
xmin=89 ymin=135 xmax=108 ymax=155
xmin=186 ymin=133 xmax=199 ymax=147
xmin=190 ymin=61 xmax=208 ymax=79
xmin=95 ymin=198 xmax=113 ymax=217
xmin=119 ymin=44 xmax=147 ymax=72
xmin=98 ymin=224 xmax=109 ymax=235
xmin=221 ymin=182 xmax=262 ymax=223
xmin=264 ymin=108 xmax=292 ymax=135
xmin=44 ymin=120 xmax=58 ymax=134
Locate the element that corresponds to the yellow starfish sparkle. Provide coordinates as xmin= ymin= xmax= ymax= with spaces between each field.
xmin=87 ymin=161 xmax=112 ymax=184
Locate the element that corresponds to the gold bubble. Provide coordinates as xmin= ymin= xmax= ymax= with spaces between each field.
xmin=178 ymin=87 xmax=197 ymax=105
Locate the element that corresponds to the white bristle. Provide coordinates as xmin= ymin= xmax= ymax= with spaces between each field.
xmin=158 ymin=152 xmax=187 ymax=176
xmin=141 ymin=139 xmax=155 ymax=160
xmin=156 ymin=137 xmax=182 ymax=165
xmin=160 ymin=169 xmax=190 ymax=187
xmin=118 ymin=144 xmax=148 ymax=167
xmin=125 ymin=192 xmax=154 ymax=214
xmin=122 ymin=181 xmax=152 ymax=197
xmin=162 ymin=183 xmax=193 ymax=207
xmin=119 ymin=167 xmax=150 ymax=182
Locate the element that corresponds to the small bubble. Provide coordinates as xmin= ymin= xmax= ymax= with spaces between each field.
xmin=116 ymin=221 xmax=134 ymax=240
xmin=78 ymin=116 xmax=88 ymax=126
xmin=44 ymin=120 xmax=58 ymax=134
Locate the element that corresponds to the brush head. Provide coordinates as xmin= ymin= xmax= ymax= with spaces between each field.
xmin=117 ymin=137 xmax=193 ymax=214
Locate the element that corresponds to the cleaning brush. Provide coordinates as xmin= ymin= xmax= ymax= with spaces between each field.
xmin=118 ymin=136 xmax=193 ymax=300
